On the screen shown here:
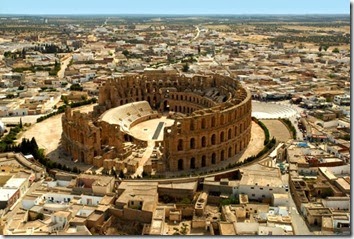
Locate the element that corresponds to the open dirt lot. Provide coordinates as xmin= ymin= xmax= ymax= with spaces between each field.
xmin=17 ymin=104 xmax=96 ymax=171
xmin=261 ymin=119 xmax=291 ymax=143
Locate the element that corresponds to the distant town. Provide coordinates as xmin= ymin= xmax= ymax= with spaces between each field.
xmin=0 ymin=14 xmax=350 ymax=235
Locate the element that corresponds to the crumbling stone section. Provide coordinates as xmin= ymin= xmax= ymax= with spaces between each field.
xmin=61 ymin=72 xmax=252 ymax=174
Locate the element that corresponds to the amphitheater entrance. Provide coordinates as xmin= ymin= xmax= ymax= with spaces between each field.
xmin=190 ymin=157 xmax=196 ymax=169
xmin=163 ymin=100 xmax=169 ymax=112
xmin=178 ymin=159 xmax=184 ymax=170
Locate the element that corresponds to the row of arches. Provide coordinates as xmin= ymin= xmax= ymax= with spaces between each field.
xmin=176 ymin=146 xmax=236 ymax=171
xmin=176 ymin=123 xmax=249 ymax=151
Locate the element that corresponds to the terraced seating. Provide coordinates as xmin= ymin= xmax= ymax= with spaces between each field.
xmin=251 ymin=101 xmax=297 ymax=119
xmin=100 ymin=101 xmax=158 ymax=133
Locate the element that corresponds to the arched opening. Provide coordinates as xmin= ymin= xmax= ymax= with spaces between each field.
xmin=124 ymin=134 xmax=130 ymax=142
xmin=163 ymin=100 xmax=169 ymax=111
xmin=190 ymin=121 xmax=194 ymax=131
xmin=93 ymin=133 xmax=97 ymax=144
xmin=178 ymin=159 xmax=184 ymax=170
xmin=220 ymin=114 xmax=224 ymax=125
xmin=177 ymin=139 xmax=183 ymax=151
xmin=211 ymin=116 xmax=216 ymax=127
xmin=211 ymin=134 xmax=216 ymax=145
xmin=81 ymin=151 xmax=85 ymax=163
xmin=201 ymin=136 xmax=206 ymax=147
xmin=201 ymin=118 xmax=206 ymax=129
xmin=190 ymin=157 xmax=196 ymax=169
xmin=211 ymin=153 xmax=216 ymax=164
xmin=201 ymin=156 xmax=206 ymax=167
xmin=80 ymin=133 xmax=84 ymax=144
xmin=228 ymin=129 xmax=232 ymax=140
xmin=221 ymin=150 xmax=225 ymax=161
xmin=220 ymin=131 xmax=225 ymax=142
xmin=190 ymin=138 xmax=195 ymax=149
xmin=228 ymin=147 xmax=232 ymax=158
xmin=94 ymin=150 xmax=98 ymax=157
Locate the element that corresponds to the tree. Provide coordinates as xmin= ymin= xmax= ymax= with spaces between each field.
xmin=122 ymin=50 xmax=129 ymax=57
xmin=332 ymin=48 xmax=340 ymax=53
xmin=72 ymin=166 xmax=78 ymax=173
xmin=36 ymin=213 xmax=44 ymax=220
xmin=70 ymin=84 xmax=83 ymax=91
xmin=182 ymin=63 xmax=189 ymax=72
xmin=119 ymin=170 xmax=125 ymax=179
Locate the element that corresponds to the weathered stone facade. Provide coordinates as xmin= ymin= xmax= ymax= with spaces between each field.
xmin=61 ymin=72 xmax=252 ymax=173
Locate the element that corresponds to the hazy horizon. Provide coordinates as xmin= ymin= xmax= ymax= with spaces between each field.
xmin=0 ymin=0 xmax=349 ymax=15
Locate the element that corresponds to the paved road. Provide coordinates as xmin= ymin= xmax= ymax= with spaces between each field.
xmin=193 ymin=25 xmax=201 ymax=40
xmin=281 ymin=173 xmax=312 ymax=235
xmin=58 ymin=53 xmax=72 ymax=79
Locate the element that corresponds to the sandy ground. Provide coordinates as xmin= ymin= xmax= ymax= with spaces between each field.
xmin=17 ymin=104 xmax=96 ymax=171
xmin=261 ymin=119 xmax=292 ymax=143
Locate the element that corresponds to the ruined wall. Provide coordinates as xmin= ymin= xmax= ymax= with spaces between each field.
xmin=61 ymin=107 xmax=101 ymax=164
xmin=62 ymin=72 xmax=252 ymax=173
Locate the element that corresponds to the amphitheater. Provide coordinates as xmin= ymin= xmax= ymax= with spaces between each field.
xmin=61 ymin=72 xmax=252 ymax=176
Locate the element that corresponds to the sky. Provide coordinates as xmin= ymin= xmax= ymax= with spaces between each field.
xmin=0 ymin=0 xmax=350 ymax=15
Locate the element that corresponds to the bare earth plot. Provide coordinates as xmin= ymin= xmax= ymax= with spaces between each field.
xmin=17 ymin=104 xmax=96 ymax=171
xmin=261 ymin=119 xmax=291 ymax=143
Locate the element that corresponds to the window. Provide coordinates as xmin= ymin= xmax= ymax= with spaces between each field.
xmin=262 ymin=195 xmax=265 ymax=198
xmin=260 ymin=188 xmax=263 ymax=190
xmin=251 ymin=187 xmax=254 ymax=189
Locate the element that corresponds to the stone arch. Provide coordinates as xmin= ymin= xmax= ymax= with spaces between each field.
xmin=201 ymin=118 xmax=206 ymax=129
xmin=80 ymin=133 xmax=84 ymax=144
xmin=190 ymin=157 xmax=196 ymax=169
xmin=201 ymin=155 xmax=206 ymax=167
xmin=221 ymin=150 xmax=225 ymax=161
xmin=211 ymin=153 xmax=216 ymax=164
xmin=178 ymin=159 xmax=184 ymax=170
xmin=190 ymin=138 xmax=195 ymax=149
xmin=211 ymin=116 xmax=216 ymax=127
xmin=220 ymin=131 xmax=225 ymax=143
xmin=177 ymin=139 xmax=183 ymax=151
xmin=228 ymin=128 xmax=232 ymax=140
xmin=220 ymin=114 xmax=224 ymax=125
xmin=228 ymin=147 xmax=232 ymax=158
xmin=201 ymin=136 xmax=206 ymax=147
xmin=81 ymin=151 xmax=85 ymax=163
xmin=211 ymin=134 xmax=216 ymax=145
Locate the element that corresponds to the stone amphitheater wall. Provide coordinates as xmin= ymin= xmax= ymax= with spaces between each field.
xmin=61 ymin=72 xmax=252 ymax=173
